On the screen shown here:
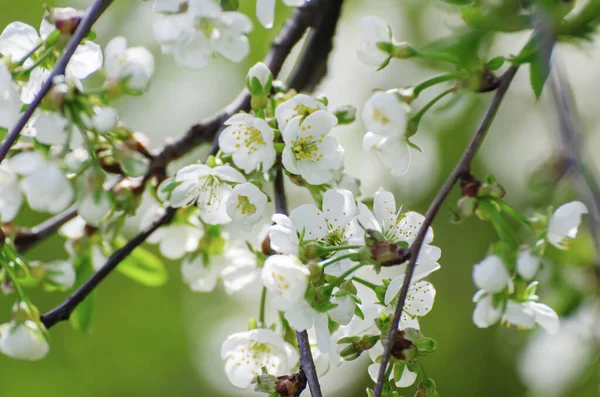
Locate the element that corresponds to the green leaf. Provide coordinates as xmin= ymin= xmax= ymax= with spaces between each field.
xmin=118 ymin=247 xmax=168 ymax=287
xmin=486 ymin=56 xmax=505 ymax=71
xmin=70 ymin=254 xmax=95 ymax=332
xmin=441 ymin=0 xmax=473 ymax=4
xmin=529 ymin=55 xmax=549 ymax=99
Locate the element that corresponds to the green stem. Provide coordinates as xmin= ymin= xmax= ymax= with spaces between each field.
xmin=0 ymin=253 xmax=28 ymax=303
xmin=409 ymin=87 xmax=455 ymax=127
xmin=23 ymin=47 xmax=54 ymax=72
xmin=412 ymin=71 xmax=468 ymax=97
xmin=328 ymin=263 xmax=365 ymax=288
xmin=353 ymin=276 xmax=379 ymax=291
xmin=320 ymin=244 xmax=362 ymax=253
xmin=489 ymin=197 xmax=532 ymax=227
xmin=321 ymin=252 xmax=357 ymax=269
xmin=259 ymin=286 xmax=267 ymax=326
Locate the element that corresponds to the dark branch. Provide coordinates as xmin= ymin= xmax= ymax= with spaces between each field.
xmin=273 ymin=165 xmax=322 ymax=397
xmin=0 ymin=0 xmax=114 ymax=164
xmin=373 ymin=66 xmax=519 ymax=397
xmin=13 ymin=205 xmax=78 ymax=253
xmin=40 ymin=207 xmax=176 ymax=328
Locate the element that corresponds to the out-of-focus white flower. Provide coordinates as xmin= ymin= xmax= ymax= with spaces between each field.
xmin=335 ymin=172 xmax=361 ymax=198
xmin=0 ymin=166 xmax=23 ymax=222
xmin=0 ymin=63 xmax=21 ymax=131
xmin=261 ymin=254 xmax=309 ymax=311
xmin=226 ymin=182 xmax=267 ymax=232
xmin=472 ymin=255 xmax=512 ymax=294
xmin=0 ymin=22 xmax=40 ymax=62
xmin=77 ymin=192 xmax=111 ymax=227
xmin=169 ymin=164 xmax=245 ymax=225
xmin=141 ymin=206 xmax=204 ymax=260
xmin=92 ymin=106 xmax=119 ymax=134
xmin=275 ymin=94 xmax=326 ymax=131
xmin=154 ymin=0 xmax=185 ymax=12
xmin=181 ymin=253 xmax=221 ymax=292
xmin=516 ymin=247 xmax=540 ymax=280
xmin=30 ymin=112 xmax=68 ymax=146
xmin=361 ymin=91 xmax=411 ymax=176
xmin=282 ymin=111 xmax=343 ymax=185
xmin=219 ymin=114 xmax=276 ymax=173
xmin=220 ymin=246 xmax=260 ymax=294
xmin=357 ymin=16 xmax=394 ymax=68
xmin=221 ymin=328 xmax=298 ymax=388
xmin=256 ymin=0 xmax=306 ymax=28
xmin=153 ymin=0 xmax=252 ymax=68
xmin=104 ymin=37 xmax=154 ymax=92
xmin=547 ymin=201 xmax=588 ymax=250
xmin=45 ymin=260 xmax=76 ymax=289
xmin=503 ymin=300 xmax=559 ymax=335
xmin=472 ymin=292 xmax=503 ymax=328
xmin=0 ymin=321 xmax=49 ymax=361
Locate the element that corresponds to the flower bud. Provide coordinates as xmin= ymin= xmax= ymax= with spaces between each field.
xmin=456 ymin=196 xmax=476 ymax=218
xmin=389 ymin=330 xmax=417 ymax=361
xmin=371 ymin=242 xmax=409 ymax=267
xmin=479 ymin=181 xmax=505 ymax=198
xmin=252 ymin=369 xmax=277 ymax=393
xmin=247 ymin=62 xmax=272 ymax=95
xmin=274 ymin=371 xmax=307 ymax=397
xmin=401 ymin=328 xmax=436 ymax=356
xmin=46 ymin=7 xmax=84 ymax=36
xmin=333 ymin=105 xmax=356 ymax=125
xmin=261 ymin=234 xmax=275 ymax=256
xmin=338 ymin=334 xmax=379 ymax=361
xmin=391 ymin=42 xmax=415 ymax=59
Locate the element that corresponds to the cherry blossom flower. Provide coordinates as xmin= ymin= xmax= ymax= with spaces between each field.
xmin=219 ymin=114 xmax=276 ymax=173
xmin=275 ymin=94 xmax=326 ymax=131
xmin=472 ymin=292 xmax=503 ymax=329
xmin=547 ymin=201 xmax=588 ymax=250
xmin=169 ymin=164 xmax=245 ymax=225
xmin=226 ymin=182 xmax=268 ymax=232
xmin=44 ymin=260 xmax=76 ymax=289
xmin=30 ymin=112 xmax=68 ymax=146
xmin=362 ymin=91 xmax=411 ymax=176
xmin=91 ymin=106 xmax=119 ymax=135
xmin=221 ymin=328 xmax=298 ymax=388
xmin=256 ymin=0 xmax=306 ymax=28
xmin=368 ymin=359 xmax=417 ymax=389
xmin=104 ymin=37 xmax=155 ymax=92
xmin=384 ymin=275 xmax=437 ymax=330
xmin=472 ymin=255 xmax=512 ymax=293
xmin=261 ymin=254 xmax=309 ymax=311
xmin=503 ymin=300 xmax=559 ymax=335
xmin=0 ymin=321 xmax=49 ymax=361
xmin=269 ymin=213 xmax=300 ymax=256
xmin=357 ymin=16 xmax=395 ymax=68
xmin=281 ymin=111 xmax=343 ymax=185
xmin=516 ymin=247 xmax=540 ymax=280
xmin=0 ymin=63 xmax=21 ymax=131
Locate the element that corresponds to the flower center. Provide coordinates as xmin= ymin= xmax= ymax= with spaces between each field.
xmin=270 ymin=271 xmax=290 ymax=290
xmin=372 ymin=107 xmax=390 ymax=125
xmin=232 ymin=126 xmax=265 ymax=154
xmin=234 ymin=342 xmax=278 ymax=376
xmin=292 ymin=135 xmax=324 ymax=162
xmin=236 ymin=195 xmax=256 ymax=215
xmin=325 ymin=227 xmax=346 ymax=247
xmin=293 ymin=103 xmax=317 ymax=118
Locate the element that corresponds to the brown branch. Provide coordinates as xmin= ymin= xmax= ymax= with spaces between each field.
xmin=373 ymin=65 xmax=519 ymax=397
xmin=0 ymin=0 xmax=114 ymax=164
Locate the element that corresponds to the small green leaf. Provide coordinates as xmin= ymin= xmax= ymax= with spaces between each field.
xmin=70 ymin=254 xmax=95 ymax=332
xmin=486 ymin=56 xmax=505 ymax=71
xmin=406 ymin=139 xmax=422 ymax=153
xmin=118 ymin=247 xmax=168 ymax=287
xmin=529 ymin=55 xmax=549 ymax=99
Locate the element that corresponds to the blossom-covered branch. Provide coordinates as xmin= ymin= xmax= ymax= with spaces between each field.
xmin=0 ymin=0 xmax=114 ymax=164
xmin=373 ymin=65 xmax=520 ymax=397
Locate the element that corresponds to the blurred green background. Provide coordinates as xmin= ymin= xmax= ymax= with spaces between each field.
xmin=1 ymin=0 xmax=599 ymax=396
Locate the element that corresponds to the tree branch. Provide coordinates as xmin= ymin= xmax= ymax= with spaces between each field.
xmin=373 ymin=65 xmax=519 ymax=397
xmin=273 ymin=164 xmax=322 ymax=397
xmin=0 ymin=0 xmax=114 ymax=164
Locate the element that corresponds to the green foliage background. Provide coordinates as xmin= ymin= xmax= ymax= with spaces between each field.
xmin=0 ymin=1 xmax=597 ymax=396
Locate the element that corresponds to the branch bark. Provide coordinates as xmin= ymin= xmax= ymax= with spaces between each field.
xmin=0 ymin=0 xmax=114 ymax=164
xmin=373 ymin=65 xmax=519 ymax=397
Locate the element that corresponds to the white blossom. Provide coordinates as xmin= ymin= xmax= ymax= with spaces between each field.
xmin=92 ymin=106 xmax=119 ymax=134
xmin=384 ymin=275 xmax=437 ymax=330
xmin=0 ymin=321 xmax=49 ymax=361
xmin=105 ymin=37 xmax=155 ymax=92
xmin=547 ymin=201 xmax=588 ymax=250
xmin=226 ymin=182 xmax=267 ymax=232
xmin=472 ymin=255 xmax=512 ymax=294
xmin=472 ymin=291 xmax=503 ymax=328
xmin=357 ymin=16 xmax=394 ymax=67
xmin=219 ymin=113 xmax=276 ymax=173
xmin=0 ymin=63 xmax=21 ymax=131
xmin=0 ymin=166 xmax=23 ymax=222
xmin=78 ymin=192 xmax=111 ymax=227
xmin=516 ymin=247 xmax=540 ymax=280
xmin=503 ymin=300 xmax=559 ymax=335
xmin=221 ymin=328 xmax=298 ymax=388
xmin=220 ymin=246 xmax=261 ymax=294
xmin=256 ymin=0 xmax=306 ymax=28
xmin=261 ymin=254 xmax=309 ymax=311
xmin=0 ymin=22 xmax=39 ymax=61
xmin=170 ymin=164 xmax=245 ymax=225
xmin=368 ymin=360 xmax=417 ymax=388
xmin=30 ymin=112 xmax=68 ymax=146
xmin=275 ymin=94 xmax=326 ymax=132
xmin=181 ymin=253 xmax=221 ymax=292
xmin=45 ymin=260 xmax=76 ymax=289
xmin=328 ymin=293 xmax=355 ymax=325
xmin=269 ymin=213 xmax=300 ymax=256
xmin=281 ymin=111 xmax=343 ymax=185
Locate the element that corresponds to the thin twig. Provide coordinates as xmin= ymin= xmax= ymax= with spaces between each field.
xmin=13 ymin=205 xmax=78 ymax=252
xmin=373 ymin=65 xmax=519 ymax=397
xmin=273 ymin=164 xmax=323 ymax=397
xmin=0 ymin=0 xmax=114 ymax=164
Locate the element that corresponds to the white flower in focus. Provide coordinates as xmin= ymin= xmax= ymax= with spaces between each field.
xmin=328 ymin=293 xmax=355 ymax=325
xmin=105 ymin=37 xmax=155 ymax=92
xmin=141 ymin=206 xmax=204 ymax=260
xmin=547 ymin=201 xmax=588 ymax=250
xmin=0 ymin=166 xmax=23 ymax=222
xmin=368 ymin=360 xmax=417 ymax=388
xmin=357 ymin=16 xmax=393 ymax=68
xmin=384 ymin=277 xmax=436 ymax=330
xmin=0 ymin=321 xmax=49 ymax=361
xmin=45 ymin=260 xmax=76 ymax=289
xmin=472 ymin=255 xmax=512 ymax=294
xmin=0 ymin=63 xmax=21 ymax=131
xmin=170 ymin=164 xmax=245 ymax=225
xmin=472 ymin=292 xmax=503 ymax=328
xmin=256 ymin=0 xmax=306 ymax=28
xmin=226 ymin=182 xmax=267 ymax=232
xmin=261 ymin=254 xmax=309 ymax=311
xmin=219 ymin=114 xmax=276 ymax=173
xmin=92 ymin=106 xmax=119 ymax=134
xmin=282 ymin=111 xmax=343 ymax=185
xmin=516 ymin=247 xmax=540 ymax=280
xmin=275 ymin=94 xmax=325 ymax=131
xmin=289 ymin=189 xmax=360 ymax=276
xmin=503 ymin=300 xmax=559 ymax=335
xmin=221 ymin=328 xmax=298 ymax=388
xmin=269 ymin=213 xmax=300 ymax=256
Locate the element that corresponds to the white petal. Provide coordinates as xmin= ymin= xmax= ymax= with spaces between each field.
xmin=289 ymin=204 xmax=327 ymax=241
xmin=472 ymin=294 xmax=503 ymax=328
xmin=472 ymin=255 xmax=510 ymax=293
xmin=322 ymin=189 xmax=356 ymax=229
xmin=0 ymin=22 xmax=39 ymax=61
xmin=0 ymin=321 xmax=49 ymax=361
xmin=256 ymin=0 xmax=275 ymax=28
xmin=516 ymin=247 xmax=540 ymax=280
xmin=547 ymin=201 xmax=588 ymax=249
xmin=67 ymin=41 xmax=103 ymax=80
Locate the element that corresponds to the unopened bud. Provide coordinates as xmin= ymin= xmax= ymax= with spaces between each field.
xmin=391 ymin=42 xmax=415 ymax=59
xmin=274 ymin=371 xmax=307 ymax=397
xmin=402 ymin=328 xmax=436 ymax=356
xmin=371 ymin=242 xmax=409 ymax=267
xmin=307 ymin=262 xmax=323 ymax=283
xmin=301 ymin=242 xmax=321 ymax=261
xmin=338 ymin=334 xmax=379 ymax=361
xmin=247 ymin=62 xmax=272 ymax=96
xmin=389 ymin=330 xmax=417 ymax=361
xmin=460 ymin=174 xmax=480 ymax=197
xmin=333 ymin=105 xmax=356 ymax=125
xmin=456 ymin=196 xmax=476 ymax=218
xmin=46 ymin=7 xmax=84 ymax=35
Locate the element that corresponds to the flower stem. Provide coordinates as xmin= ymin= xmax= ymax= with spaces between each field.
xmin=328 ymin=263 xmax=365 ymax=289
xmin=412 ymin=71 xmax=468 ymax=97
xmin=320 ymin=244 xmax=362 ymax=253
xmin=321 ymin=252 xmax=357 ymax=269
xmin=259 ymin=286 xmax=267 ymax=326
xmin=409 ymin=87 xmax=455 ymax=128
xmin=353 ymin=276 xmax=379 ymax=291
